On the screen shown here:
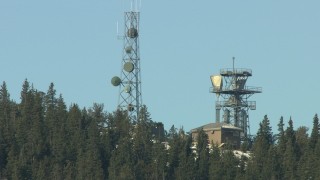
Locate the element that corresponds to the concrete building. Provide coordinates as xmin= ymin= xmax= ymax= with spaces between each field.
xmin=190 ymin=122 xmax=242 ymax=149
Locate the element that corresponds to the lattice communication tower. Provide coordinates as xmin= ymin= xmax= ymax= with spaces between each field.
xmin=111 ymin=4 xmax=142 ymax=120
xmin=210 ymin=59 xmax=262 ymax=137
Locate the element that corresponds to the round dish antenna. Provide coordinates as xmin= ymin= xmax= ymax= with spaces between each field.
xmin=127 ymin=28 xmax=138 ymax=38
xmin=124 ymin=85 xmax=131 ymax=93
xmin=124 ymin=62 xmax=134 ymax=72
xmin=125 ymin=46 xmax=133 ymax=53
xmin=111 ymin=76 xmax=121 ymax=86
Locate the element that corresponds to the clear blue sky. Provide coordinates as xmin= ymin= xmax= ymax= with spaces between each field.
xmin=1 ymin=0 xmax=320 ymax=134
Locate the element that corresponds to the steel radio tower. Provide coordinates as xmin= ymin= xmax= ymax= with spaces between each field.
xmin=210 ymin=58 xmax=262 ymax=137
xmin=111 ymin=1 xmax=142 ymax=120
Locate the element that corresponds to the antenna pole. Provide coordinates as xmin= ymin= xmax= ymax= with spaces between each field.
xmin=233 ymin=57 xmax=235 ymax=73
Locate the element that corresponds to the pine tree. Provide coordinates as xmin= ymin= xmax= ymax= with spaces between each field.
xmin=300 ymin=118 xmax=320 ymax=180
xmin=108 ymin=137 xmax=135 ymax=180
xmin=30 ymin=91 xmax=49 ymax=178
xmin=195 ymin=129 xmax=209 ymax=180
xmin=273 ymin=116 xmax=286 ymax=179
xmin=283 ymin=138 xmax=296 ymax=179
xmin=0 ymin=81 xmax=12 ymax=177
xmin=312 ymin=139 xmax=320 ymax=178
xmin=107 ymin=109 xmax=134 ymax=179
xmin=277 ymin=116 xmax=286 ymax=153
xmin=106 ymin=110 xmax=132 ymax=150
xmin=174 ymin=131 xmax=196 ymax=180
xmin=283 ymin=117 xmax=297 ymax=180
xmin=11 ymin=80 xmax=36 ymax=179
xmin=309 ymin=114 xmax=319 ymax=151
xmin=44 ymin=83 xmax=57 ymax=154
xmin=63 ymin=160 xmax=76 ymax=180
xmin=220 ymin=149 xmax=238 ymax=180
xmin=50 ymin=94 xmax=68 ymax=178
xmin=258 ymin=115 xmax=273 ymax=145
xmin=150 ymin=141 xmax=167 ymax=180
xmin=246 ymin=115 xmax=273 ymax=179
xmin=209 ymin=144 xmax=223 ymax=179
xmin=166 ymin=125 xmax=180 ymax=179
xmin=133 ymin=106 xmax=154 ymax=179
xmin=63 ymin=103 xmax=85 ymax=176
xmin=79 ymin=104 xmax=105 ymax=179
xmin=295 ymin=126 xmax=308 ymax=158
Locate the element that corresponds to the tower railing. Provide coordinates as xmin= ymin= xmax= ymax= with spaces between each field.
xmin=216 ymin=101 xmax=256 ymax=110
xmin=209 ymin=86 xmax=262 ymax=93
xmin=220 ymin=68 xmax=252 ymax=76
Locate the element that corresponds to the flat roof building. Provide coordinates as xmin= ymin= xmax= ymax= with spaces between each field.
xmin=190 ymin=122 xmax=242 ymax=149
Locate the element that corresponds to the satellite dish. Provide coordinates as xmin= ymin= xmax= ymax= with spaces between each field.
xmin=125 ymin=46 xmax=133 ymax=54
xmin=111 ymin=76 xmax=121 ymax=86
xmin=124 ymin=62 xmax=134 ymax=72
xmin=127 ymin=28 xmax=138 ymax=38
xmin=210 ymin=75 xmax=223 ymax=91
xmin=124 ymin=85 xmax=131 ymax=93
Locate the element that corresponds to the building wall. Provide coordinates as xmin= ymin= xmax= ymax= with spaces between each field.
xmin=221 ymin=128 xmax=241 ymax=149
xmin=207 ymin=130 xmax=221 ymax=145
xmin=191 ymin=128 xmax=241 ymax=149
xmin=191 ymin=129 xmax=222 ymax=146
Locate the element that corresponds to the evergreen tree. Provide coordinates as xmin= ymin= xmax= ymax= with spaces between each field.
xmin=12 ymin=80 xmax=36 ymax=179
xmin=195 ymin=129 xmax=209 ymax=180
xmin=6 ymin=79 xmax=320 ymax=179
xmin=50 ymin=94 xmax=68 ymax=178
xmin=0 ymin=82 xmax=12 ymax=177
xmin=246 ymin=115 xmax=273 ymax=179
xmin=75 ymin=105 xmax=105 ymax=180
xmin=174 ymin=131 xmax=195 ymax=180
xmin=150 ymin=141 xmax=167 ymax=180
xmin=283 ymin=117 xmax=297 ymax=180
xmin=277 ymin=116 xmax=286 ymax=153
xmin=106 ymin=110 xmax=132 ymax=150
xmin=220 ymin=149 xmax=238 ymax=180
xmin=274 ymin=116 xmax=286 ymax=179
xmin=312 ymin=139 xmax=320 ymax=178
xmin=30 ymin=91 xmax=49 ymax=178
xmin=63 ymin=160 xmax=76 ymax=180
xmin=258 ymin=115 xmax=273 ymax=145
xmin=300 ymin=120 xmax=320 ymax=180
xmin=108 ymin=137 xmax=135 ymax=180
xmin=133 ymin=105 xmax=153 ymax=179
xmin=209 ymin=144 xmax=223 ymax=179
xmin=295 ymin=126 xmax=308 ymax=158
xmin=107 ymin=110 xmax=134 ymax=179
xmin=309 ymin=114 xmax=319 ymax=151
xmin=166 ymin=125 xmax=180 ymax=179
xmin=283 ymin=138 xmax=296 ymax=179
xmin=65 ymin=103 xmax=85 ymax=169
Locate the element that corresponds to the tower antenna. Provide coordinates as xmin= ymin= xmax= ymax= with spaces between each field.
xmin=111 ymin=1 xmax=143 ymax=120
xmin=210 ymin=59 xmax=262 ymax=138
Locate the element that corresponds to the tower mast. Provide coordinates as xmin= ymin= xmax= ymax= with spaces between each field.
xmin=111 ymin=0 xmax=142 ymax=120
xmin=210 ymin=59 xmax=262 ymax=138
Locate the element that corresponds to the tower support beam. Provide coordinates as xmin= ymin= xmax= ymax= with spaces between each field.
xmin=210 ymin=63 xmax=262 ymax=138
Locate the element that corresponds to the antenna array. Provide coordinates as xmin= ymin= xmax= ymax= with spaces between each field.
xmin=111 ymin=3 xmax=142 ymax=120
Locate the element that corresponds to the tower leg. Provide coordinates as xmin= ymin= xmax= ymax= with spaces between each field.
xmin=216 ymin=108 xmax=220 ymax=123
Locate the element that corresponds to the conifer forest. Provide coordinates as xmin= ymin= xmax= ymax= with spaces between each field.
xmin=1 ymin=80 xmax=320 ymax=180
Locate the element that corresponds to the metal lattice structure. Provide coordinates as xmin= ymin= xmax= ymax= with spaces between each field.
xmin=111 ymin=10 xmax=142 ymax=120
xmin=210 ymin=59 xmax=262 ymax=137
